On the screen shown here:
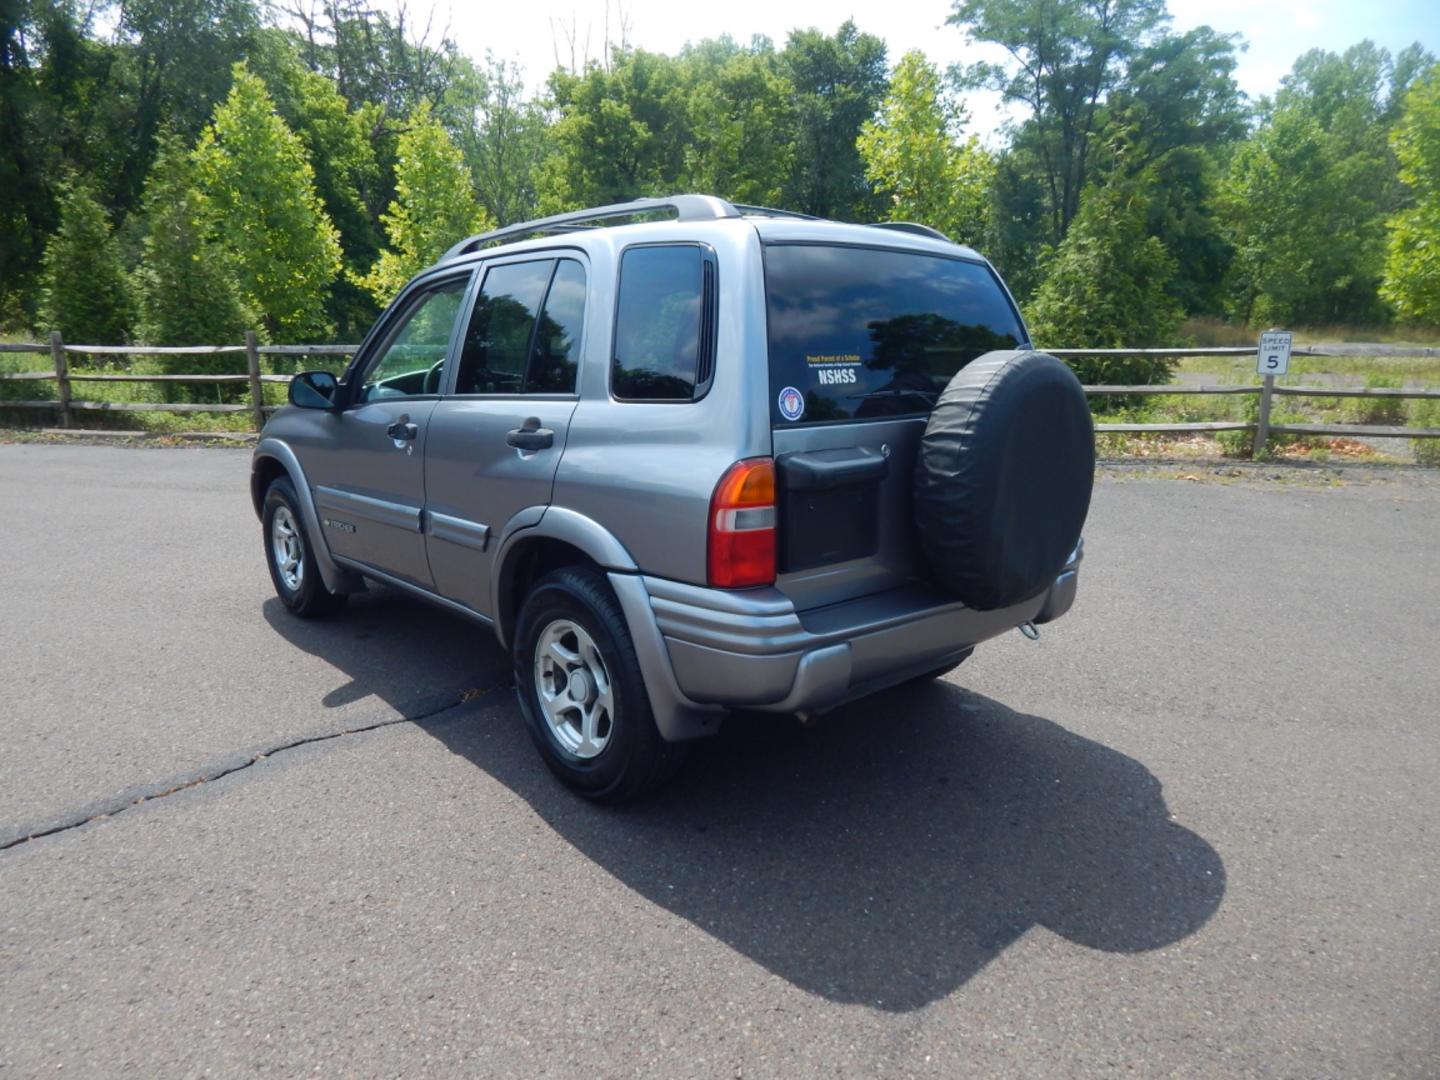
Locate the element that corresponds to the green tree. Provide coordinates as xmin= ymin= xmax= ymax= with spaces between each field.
xmin=858 ymin=50 xmax=995 ymax=247
xmin=1026 ymin=180 xmax=1183 ymax=379
xmin=37 ymin=179 xmax=132 ymax=342
xmin=108 ymin=0 xmax=263 ymax=212
xmin=1381 ymin=64 xmax=1440 ymax=323
xmin=539 ymin=38 xmax=799 ymax=214
xmin=287 ymin=0 xmax=461 ymax=119
xmin=1219 ymin=43 xmax=1424 ymax=325
xmin=1 ymin=2 xmax=112 ymax=326
xmin=780 ymin=22 xmax=888 ymax=219
xmin=1135 ymin=147 xmax=1232 ymax=315
xmin=949 ymin=0 xmax=1169 ymax=239
xmin=193 ymin=63 xmax=342 ymax=339
xmin=1103 ymin=27 xmax=1247 ymax=162
xmin=1099 ymin=26 xmax=1245 ymax=314
xmin=133 ymin=134 xmax=256 ymax=346
xmin=985 ymin=146 xmax=1052 ymax=301
xmin=446 ymin=54 xmax=550 ymax=226
xmin=676 ymin=37 xmax=795 ymax=207
xmin=538 ymin=50 xmax=688 ymax=212
xmin=252 ymin=31 xmax=385 ymax=336
xmin=361 ymin=104 xmax=489 ymax=305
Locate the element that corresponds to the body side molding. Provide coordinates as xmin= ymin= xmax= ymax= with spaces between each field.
xmin=314 ymin=485 xmax=424 ymax=533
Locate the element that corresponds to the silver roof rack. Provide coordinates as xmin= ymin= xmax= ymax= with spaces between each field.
xmin=730 ymin=203 xmax=823 ymax=221
xmin=869 ymin=221 xmax=953 ymax=242
xmin=443 ymin=194 xmax=742 ymax=259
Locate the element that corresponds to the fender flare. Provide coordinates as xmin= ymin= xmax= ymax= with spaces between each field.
xmin=251 ymin=438 xmax=364 ymax=595
xmin=489 ymin=505 xmax=639 ymax=650
xmin=489 ymin=508 xmax=720 ymax=742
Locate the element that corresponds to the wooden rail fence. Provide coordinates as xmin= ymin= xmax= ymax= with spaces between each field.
xmin=1044 ymin=346 xmax=1440 ymax=456
xmin=0 ymin=334 xmax=355 ymax=430
xmin=3 ymin=337 xmax=1440 ymax=455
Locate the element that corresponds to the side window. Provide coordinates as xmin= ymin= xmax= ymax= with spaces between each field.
xmin=528 ymin=259 xmax=586 ymax=394
xmin=357 ymin=277 xmax=468 ymax=403
xmin=455 ymin=260 xmax=553 ymax=395
xmin=612 ymin=245 xmax=714 ymax=401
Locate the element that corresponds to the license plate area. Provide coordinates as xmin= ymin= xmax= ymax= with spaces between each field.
xmin=777 ymin=447 xmax=888 ymax=572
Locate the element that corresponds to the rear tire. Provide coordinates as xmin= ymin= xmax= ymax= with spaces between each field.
xmin=513 ymin=566 xmax=685 ymax=802
xmin=263 ymin=477 xmax=347 ymax=618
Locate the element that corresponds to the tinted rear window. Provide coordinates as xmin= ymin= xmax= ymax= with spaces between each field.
xmin=764 ymin=244 xmax=1026 ymax=425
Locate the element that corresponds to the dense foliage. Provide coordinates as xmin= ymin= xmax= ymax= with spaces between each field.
xmin=192 ymin=64 xmax=342 ymax=339
xmin=1025 ymin=179 xmax=1184 ymax=382
xmin=133 ymin=134 xmax=256 ymax=346
xmin=38 ymin=179 xmax=133 ymax=344
xmin=2 ymin=0 xmax=1436 ymax=350
xmin=1382 ymin=64 xmax=1440 ymax=323
xmin=857 ymin=51 xmax=994 ymax=248
xmin=361 ymin=104 xmax=490 ymax=304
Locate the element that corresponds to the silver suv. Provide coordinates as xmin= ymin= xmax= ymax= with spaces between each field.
xmin=251 ymin=195 xmax=1093 ymax=801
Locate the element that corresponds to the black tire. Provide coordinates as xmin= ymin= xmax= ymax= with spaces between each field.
xmin=913 ymin=350 xmax=1094 ymax=610
xmin=262 ymin=477 xmax=347 ymax=618
xmin=513 ymin=566 xmax=685 ymax=802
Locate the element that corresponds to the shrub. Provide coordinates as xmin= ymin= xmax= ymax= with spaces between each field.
xmin=1344 ymin=373 xmax=1405 ymax=425
xmin=1026 ymin=180 xmax=1184 ymax=388
xmin=38 ymin=180 xmax=133 ymax=343
xmin=134 ymin=134 xmax=257 ymax=349
xmin=1218 ymin=390 xmax=1262 ymax=458
xmin=193 ymin=63 xmax=341 ymax=340
xmin=1412 ymin=400 xmax=1440 ymax=466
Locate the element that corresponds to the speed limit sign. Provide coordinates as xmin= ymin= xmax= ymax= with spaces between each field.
xmin=1258 ymin=331 xmax=1293 ymax=375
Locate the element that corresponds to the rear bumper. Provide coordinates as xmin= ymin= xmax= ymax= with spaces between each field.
xmin=618 ymin=542 xmax=1083 ymax=734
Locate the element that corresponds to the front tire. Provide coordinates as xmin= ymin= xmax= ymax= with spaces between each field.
xmin=513 ymin=566 xmax=685 ymax=802
xmin=263 ymin=477 xmax=347 ymax=618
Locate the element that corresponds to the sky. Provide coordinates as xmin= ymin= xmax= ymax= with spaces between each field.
xmin=426 ymin=0 xmax=1439 ymax=142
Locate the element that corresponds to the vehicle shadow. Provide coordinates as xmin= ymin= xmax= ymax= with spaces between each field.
xmin=261 ymin=587 xmax=507 ymax=715
xmin=265 ymin=588 xmax=1226 ymax=1012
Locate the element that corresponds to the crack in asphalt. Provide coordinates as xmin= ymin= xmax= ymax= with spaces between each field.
xmin=0 ymin=688 xmax=502 ymax=853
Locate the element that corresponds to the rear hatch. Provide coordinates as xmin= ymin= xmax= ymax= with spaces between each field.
xmin=764 ymin=240 xmax=1029 ymax=611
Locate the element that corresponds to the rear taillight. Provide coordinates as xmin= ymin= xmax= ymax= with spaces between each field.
xmin=708 ymin=458 xmax=776 ymax=588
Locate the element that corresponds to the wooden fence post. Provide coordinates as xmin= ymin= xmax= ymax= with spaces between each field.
xmin=245 ymin=330 xmax=265 ymax=431
xmin=49 ymin=331 xmax=72 ymax=428
xmin=1252 ymin=374 xmax=1275 ymax=458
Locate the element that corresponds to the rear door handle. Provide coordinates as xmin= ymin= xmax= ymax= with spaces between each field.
xmin=506 ymin=418 xmax=554 ymax=452
xmin=386 ymin=420 xmax=418 ymax=442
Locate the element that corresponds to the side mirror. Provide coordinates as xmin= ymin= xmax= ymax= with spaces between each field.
xmin=289 ymin=370 xmax=339 ymax=410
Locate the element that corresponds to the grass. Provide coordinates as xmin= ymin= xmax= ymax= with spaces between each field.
xmin=1183 ymin=316 xmax=1440 ymax=348
xmin=1413 ymin=401 xmax=1440 ymax=467
xmin=1174 ymin=353 xmax=1440 ymax=383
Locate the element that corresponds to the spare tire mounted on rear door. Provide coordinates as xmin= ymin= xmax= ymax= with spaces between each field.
xmin=913 ymin=350 xmax=1094 ymax=610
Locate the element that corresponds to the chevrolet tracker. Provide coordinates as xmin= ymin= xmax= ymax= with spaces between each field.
xmin=252 ymin=195 xmax=1093 ymax=801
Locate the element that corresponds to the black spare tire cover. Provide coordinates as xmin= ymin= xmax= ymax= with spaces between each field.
xmin=913 ymin=350 xmax=1093 ymax=609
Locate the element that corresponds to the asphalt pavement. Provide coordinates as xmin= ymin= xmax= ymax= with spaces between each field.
xmin=1 ymin=444 xmax=1437 ymax=1077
